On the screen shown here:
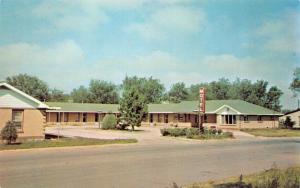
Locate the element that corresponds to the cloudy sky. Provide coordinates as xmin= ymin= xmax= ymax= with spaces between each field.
xmin=0 ymin=0 xmax=299 ymax=109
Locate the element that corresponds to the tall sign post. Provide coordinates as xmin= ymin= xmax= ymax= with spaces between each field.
xmin=199 ymin=88 xmax=206 ymax=133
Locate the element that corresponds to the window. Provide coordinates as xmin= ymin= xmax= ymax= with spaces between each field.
xmin=157 ymin=114 xmax=160 ymax=122
xmin=150 ymin=114 xmax=153 ymax=123
xmin=95 ymin=113 xmax=99 ymax=122
xmin=83 ymin=113 xmax=87 ymax=122
xmin=257 ymin=116 xmax=262 ymax=122
xmin=270 ymin=116 xmax=274 ymax=121
xmin=243 ymin=115 xmax=249 ymax=122
xmin=222 ymin=115 xmax=236 ymax=125
xmin=164 ymin=114 xmax=168 ymax=123
xmin=12 ymin=110 xmax=23 ymax=129
xmin=56 ymin=113 xmax=60 ymax=122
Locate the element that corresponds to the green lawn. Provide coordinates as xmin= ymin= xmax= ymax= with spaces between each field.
xmin=0 ymin=138 xmax=137 ymax=150
xmin=186 ymin=166 xmax=300 ymax=188
xmin=241 ymin=128 xmax=300 ymax=137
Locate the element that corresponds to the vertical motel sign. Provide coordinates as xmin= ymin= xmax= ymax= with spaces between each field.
xmin=198 ymin=87 xmax=206 ymax=131
xmin=199 ymin=87 xmax=206 ymax=113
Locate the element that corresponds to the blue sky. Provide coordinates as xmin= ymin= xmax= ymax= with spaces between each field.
xmin=0 ymin=0 xmax=299 ymax=109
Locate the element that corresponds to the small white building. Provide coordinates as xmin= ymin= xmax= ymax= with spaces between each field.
xmin=280 ymin=109 xmax=300 ymax=128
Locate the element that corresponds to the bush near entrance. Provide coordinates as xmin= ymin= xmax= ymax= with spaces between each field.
xmin=1 ymin=121 xmax=18 ymax=144
xmin=101 ymin=114 xmax=117 ymax=130
xmin=160 ymin=127 xmax=233 ymax=140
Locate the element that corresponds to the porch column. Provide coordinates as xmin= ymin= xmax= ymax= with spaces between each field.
xmin=62 ymin=112 xmax=64 ymax=125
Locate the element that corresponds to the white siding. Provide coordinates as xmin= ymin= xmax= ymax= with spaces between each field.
xmin=0 ymin=93 xmax=35 ymax=108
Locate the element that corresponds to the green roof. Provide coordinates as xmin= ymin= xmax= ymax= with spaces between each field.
xmin=46 ymin=102 xmax=119 ymax=113
xmin=46 ymin=100 xmax=282 ymax=115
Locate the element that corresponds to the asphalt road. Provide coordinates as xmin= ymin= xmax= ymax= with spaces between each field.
xmin=1 ymin=138 xmax=300 ymax=188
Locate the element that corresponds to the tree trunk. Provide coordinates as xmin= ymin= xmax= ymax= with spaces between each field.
xmin=131 ymin=125 xmax=135 ymax=131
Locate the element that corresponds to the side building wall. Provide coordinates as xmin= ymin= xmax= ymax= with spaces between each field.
xmin=0 ymin=108 xmax=45 ymax=138
xmin=280 ymin=111 xmax=300 ymax=127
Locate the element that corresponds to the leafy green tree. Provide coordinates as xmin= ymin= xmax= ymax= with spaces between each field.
xmin=49 ymin=89 xmax=69 ymax=102
xmin=89 ymin=80 xmax=119 ymax=104
xmin=290 ymin=67 xmax=300 ymax=97
xmin=1 ymin=121 xmax=18 ymax=144
xmin=6 ymin=74 xmax=50 ymax=101
xmin=247 ymin=80 xmax=268 ymax=106
xmin=122 ymin=76 xmax=165 ymax=103
xmin=101 ymin=114 xmax=117 ymax=130
xmin=119 ymin=87 xmax=148 ymax=131
xmin=209 ymin=78 xmax=231 ymax=100
xmin=264 ymin=86 xmax=283 ymax=111
xmin=71 ymin=86 xmax=90 ymax=103
xmin=168 ymin=82 xmax=188 ymax=103
xmin=230 ymin=79 xmax=253 ymax=101
xmin=188 ymin=83 xmax=212 ymax=100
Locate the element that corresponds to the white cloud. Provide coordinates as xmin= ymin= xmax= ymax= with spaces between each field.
xmin=0 ymin=40 xmax=86 ymax=89
xmin=126 ymin=6 xmax=205 ymax=39
xmin=33 ymin=0 xmax=144 ymax=32
xmin=254 ymin=10 xmax=300 ymax=54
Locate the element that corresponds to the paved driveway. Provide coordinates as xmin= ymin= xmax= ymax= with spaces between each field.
xmin=45 ymin=126 xmax=190 ymax=145
xmin=45 ymin=126 xmax=258 ymax=145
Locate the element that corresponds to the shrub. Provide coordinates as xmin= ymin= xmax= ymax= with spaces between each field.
xmin=160 ymin=128 xmax=169 ymax=136
xmin=211 ymin=128 xmax=217 ymax=135
xmin=186 ymin=128 xmax=199 ymax=138
xmin=169 ymin=128 xmax=187 ymax=137
xmin=101 ymin=114 xmax=117 ymax=130
xmin=283 ymin=116 xmax=295 ymax=129
xmin=217 ymin=129 xmax=223 ymax=134
xmin=1 ymin=121 xmax=18 ymax=144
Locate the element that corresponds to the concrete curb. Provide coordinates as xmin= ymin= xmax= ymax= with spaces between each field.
xmin=0 ymin=142 xmax=138 ymax=153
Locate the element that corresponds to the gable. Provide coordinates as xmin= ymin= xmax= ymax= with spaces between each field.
xmin=0 ymin=83 xmax=49 ymax=109
xmin=0 ymin=88 xmax=38 ymax=108
xmin=214 ymin=105 xmax=241 ymax=115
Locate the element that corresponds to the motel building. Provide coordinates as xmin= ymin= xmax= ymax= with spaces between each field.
xmin=0 ymin=82 xmax=283 ymax=138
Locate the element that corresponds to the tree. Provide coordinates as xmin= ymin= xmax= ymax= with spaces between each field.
xmin=49 ymin=89 xmax=69 ymax=102
xmin=1 ymin=121 xmax=18 ymax=144
xmin=264 ymin=86 xmax=283 ymax=111
xmin=209 ymin=78 xmax=231 ymax=100
xmin=168 ymin=82 xmax=188 ymax=103
xmin=122 ymin=76 xmax=165 ymax=104
xmin=283 ymin=116 xmax=295 ymax=129
xmin=71 ymin=86 xmax=90 ymax=103
xmin=6 ymin=74 xmax=50 ymax=101
xmin=88 ymin=80 xmax=119 ymax=104
xmin=230 ymin=79 xmax=253 ymax=101
xmin=119 ymin=87 xmax=148 ymax=131
xmin=246 ymin=80 xmax=268 ymax=106
xmin=188 ymin=78 xmax=231 ymax=101
xmin=188 ymin=83 xmax=211 ymax=100
xmin=290 ymin=67 xmax=300 ymax=97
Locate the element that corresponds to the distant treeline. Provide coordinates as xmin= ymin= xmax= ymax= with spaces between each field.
xmin=5 ymin=73 xmax=296 ymax=112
